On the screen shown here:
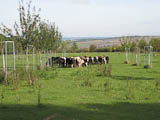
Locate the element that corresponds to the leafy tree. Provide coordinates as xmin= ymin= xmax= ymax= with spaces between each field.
xmin=149 ymin=38 xmax=160 ymax=52
xmin=71 ymin=42 xmax=78 ymax=53
xmin=14 ymin=0 xmax=41 ymax=50
xmin=0 ymin=33 xmax=7 ymax=53
xmin=36 ymin=21 xmax=62 ymax=51
xmin=0 ymin=33 xmax=7 ymax=41
xmin=54 ymin=27 xmax=62 ymax=51
xmin=138 ymin=39 xmax=148 ymax=50
xmin=0 ymin=26 xmax=22 ymax=53
xmin=0 ymin=0 xmax=62 ymax=52
xmin=119 ymin=36 xmax=132 ymax=50
xmin=130 ymin=41 xmax=138 ymax=52
xmin=131 ymin=41 xmax=137 ymax=48
xmin=89 ymin=44 xmax=97 ymax=52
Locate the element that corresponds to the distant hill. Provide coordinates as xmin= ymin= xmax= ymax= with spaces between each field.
xmin=63 ymin=37 xmax=113 ymax=41
xmin=66 ymin=36 xmax=160 ymax=49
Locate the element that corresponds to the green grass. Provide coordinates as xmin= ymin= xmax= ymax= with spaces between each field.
xmin=0 ymin=52 xmax=160 ymax=120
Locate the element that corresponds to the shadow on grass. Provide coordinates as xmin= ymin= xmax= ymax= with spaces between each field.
xmin=147 ymin=71 xmax=160 ymax=74
xmin=0 ymin=102 xmax=160 ymax=120
xmin=112 ymin=75 xmax=154 ymax=81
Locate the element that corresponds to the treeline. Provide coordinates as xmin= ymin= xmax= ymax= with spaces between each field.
xmin=0 ymin=0 xmax=62 ymax=53
xmin=59 ymin=37 xmax=160 ymax=53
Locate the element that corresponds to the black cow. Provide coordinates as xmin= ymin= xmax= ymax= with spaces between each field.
xmin=66 ymin=57 xmax=74 ymax=68
xmin=52 ymin=57 xmax=60 ymax=67
xmin=98 ymin=56 xmax=103 ymax=64
xmin=58 ymin=57 xmax=66 ymax=67
xmin=106 ymin=56 xmax=109 ymax=64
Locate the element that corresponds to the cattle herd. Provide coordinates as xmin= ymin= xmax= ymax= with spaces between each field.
xmin=47 ymin=56 xmax=109 ymax=68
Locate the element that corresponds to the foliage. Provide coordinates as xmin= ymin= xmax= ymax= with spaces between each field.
xmin=0 ymin=71 xmax=5 ymax=84
xmin=76 ymin=46 xmax=124 ymax=53
xmin=71 ymin=42 xmax=79 ymax=52
xmin=0 ymin=34 xmax=7 ymax=41
xmin=0 ymin=34 xmax=8 ymax=53
xmin=119 ymin=37 xmax=140 ymax=51
xmin=119 ymin=36 xmax=132 ymax=49
xmin=95 ymin=47 xmax=112 ymax=52
xmin=0 ymin=0 xmax=62 ymax=52
xmin=77 ymin=48 xmax=88 ymax=53
xmin=13 ymin=0 xmax=41 ymax=50
xmin=36 ymin=21 xmax=62 ymax=51
xmin=60 ymin=40 xmax=71 ymax=52
xmin=112 ymin=46 xmax=123 ymax=52
xmin=138 ymin=39 xmax=148 ymax=50
xmin=89 ymin=44 xmax=97 ymax=52
xmin=149 ymin=38 xmax=160 ymax=52
xmin=130 ymin=41 xmax=137 ymax=52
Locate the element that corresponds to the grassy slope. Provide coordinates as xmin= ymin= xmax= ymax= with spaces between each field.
xmin=0 ymin=52 xmax=160 ymax=120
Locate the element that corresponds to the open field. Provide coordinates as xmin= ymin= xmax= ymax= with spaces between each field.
xmin=0 ymin=52 xmax=160 ymax=120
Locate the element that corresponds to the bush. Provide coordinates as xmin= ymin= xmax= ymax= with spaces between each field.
xmin=113 ymin=46 xmax=124 ymax=52
xmin=95 ymin=47 xmax=112 ymax=52
xmin=89 ymin=44 xmax=97 ymax=52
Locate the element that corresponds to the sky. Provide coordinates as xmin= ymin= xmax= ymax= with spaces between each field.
xmin=0 ymin=0 xmax=160 ymax=37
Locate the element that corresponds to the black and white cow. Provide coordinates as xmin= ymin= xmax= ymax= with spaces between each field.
xmin=58 ymin=57 xmax=66 ymax=67
xmin=94 ymin=56 xmax=99 ymax=64
xmin=84 ymin=56 xmax=89 ymax=63
xmin=89 ymin=56 xmax=94 ymax=65
xmin=47 ymin=57 xmax=66 ymax=67
xmin=47 ymin=55 xmax=109 ymax=68
xmin=46 ymin=57 xmax=59 ymax=67
xmin=98 ymin=56 xmax=106 ymax=64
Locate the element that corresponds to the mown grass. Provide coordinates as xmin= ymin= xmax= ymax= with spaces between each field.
xmin=0 ymin=52 xmax=160 ymax=120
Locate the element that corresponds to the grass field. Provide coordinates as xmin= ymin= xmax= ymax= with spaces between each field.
xmin=0 ymin=52 xmax=160 ymax=120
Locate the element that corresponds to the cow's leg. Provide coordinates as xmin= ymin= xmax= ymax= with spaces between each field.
xmin=71 ymin=64 xmax=74 ymax=68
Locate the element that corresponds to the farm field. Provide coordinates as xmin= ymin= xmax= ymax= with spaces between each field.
xmin=0 ymin=52 xmax=160 ymax=120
